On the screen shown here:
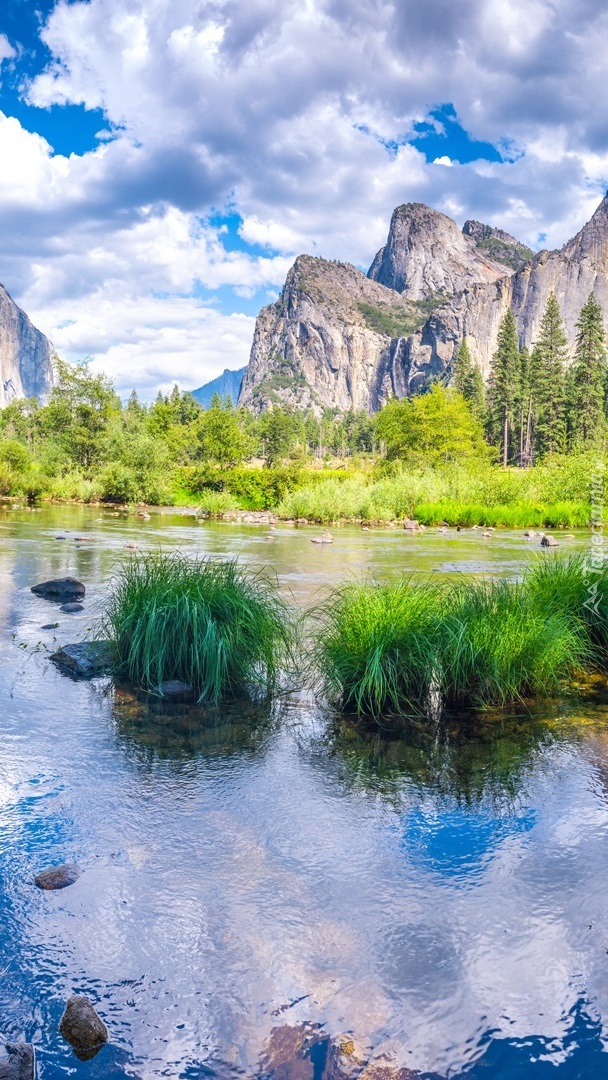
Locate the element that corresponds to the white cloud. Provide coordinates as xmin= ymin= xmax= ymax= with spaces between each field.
xmin=0 ymin=34 xmax=15 ymax=64
xmin=0 ymin=0 xmax=605 ymax=397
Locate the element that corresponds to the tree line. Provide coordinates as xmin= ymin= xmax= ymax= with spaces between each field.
xmin=453 ymin=292 xmax=607 ymax=464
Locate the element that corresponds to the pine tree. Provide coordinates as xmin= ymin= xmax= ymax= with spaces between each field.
xmin=487 ymin=310 xmax=520 ymax=466
xmin=453 ymin=339 xmax=486 ymax=421
xmin=533 ymin=292 xmax=568 ymax=456
xmin=569 ymin=293 xmax=607 ymax=448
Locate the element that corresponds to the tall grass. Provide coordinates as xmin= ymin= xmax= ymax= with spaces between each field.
xmin=310 ymin=557 xmax=597 ymax=719
xmin=437 ymin=579 xmax=590 ymax=709
xmin=310 ymin=579 xmax=446 ymax=717
xmin=105 ymin=553 xmax=293 ymax=703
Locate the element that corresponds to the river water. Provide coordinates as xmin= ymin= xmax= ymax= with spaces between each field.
xmin=1 ymin=505 xmax=607 ymax=1079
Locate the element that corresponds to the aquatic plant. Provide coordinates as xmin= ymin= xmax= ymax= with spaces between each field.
xmin=105 ymin=552 xmax=293 ymax=703
xmin=311 ymin=561 xmax=595 ymax=719
xmin=437 ymin=578 xmax=590 ymax=709
xmin=310 ymin=577 xmax=447 ymax=717
xmin=526 ymin=554 xmax=608 ymax=652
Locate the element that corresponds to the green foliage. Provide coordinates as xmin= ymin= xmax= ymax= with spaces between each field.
xmin=196 ymin=404 xmax=251 ymax=467
xmin=569 ymin=293 xmax=607 ymax=449
xmin=375 ymin=385 xmax=489 ymax=467
xmin=105 ymin=553 xmax=294 ymax=703
xmin=487 ymin=310 xmax=521 ymax=465
xmin=533 ymin=292 xmax=569 ymax=456
xmin=452 ymin=340 xmax=486 ymax=421
xmin=474 ymin=235 xmax=534 ymax=271
xmin=311 ymin=561 xmax=594 ymax=720
xmin=357 ymin=293 xmax=447 ymax=339
xmin=311 ymin=578 xmax=447 ymax=717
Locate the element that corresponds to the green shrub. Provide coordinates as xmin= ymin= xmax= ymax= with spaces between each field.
xmin=104 ymin=553 xmax=294 ymax=703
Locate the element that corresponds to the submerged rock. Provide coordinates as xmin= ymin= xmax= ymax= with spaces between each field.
xmin=59 ymin=996 xmax=108 ymax=1060
xmin=159 ymin=680 xmax=195 ymax=702
xmin=50 ymin=641 xmax=113 ymax=678
xmin=35 ymin=863 xmax=81 ymax=890
xmin=31 ymin=577 xmax=85 ymax=600
xmin=59 ymin=602 xmax=84 ymax=614
xmin=0 ymin=1043 xmax=35 ymax=1080
xmin=41 ymin=622 xmax=59 ymax=630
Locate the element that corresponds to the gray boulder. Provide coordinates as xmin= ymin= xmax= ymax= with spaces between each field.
xmin=159 ymin=680 xmax=195 ymax=702
xmin=540 ymin=534 xmax=559 ymax=547
xmin=31 ymin=577 xmax=85 ymax=600
xmin=50 ymin=642 xmax=113 ymax=678
xmin=0 ymin=1044 xmax=35 ymax=1080
xmin=59 ymin=996 xmax=107 ymax=1060
xmin=59 ymin=603 xmax=84 ymax=614
xmin=34 ymin=863 xmax=81 ymax=890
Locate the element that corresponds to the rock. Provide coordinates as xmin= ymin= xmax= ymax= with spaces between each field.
xmin=59 ymin=602 xmax=84 ymax=613
xmin=31 ymin=577 xmax=85 ymax=600
xmin=403 ymin=519 xmax=420 ymax=531
xmin=41 ymin=622 xmax=59 ymax=630
xmin=59 ymin=996 xmax=108 ymax=1060
xmin=0 ymin=1043 xmax=35 ymax=1080
xmin=541 ymin=534 xmax=559 ymax=547
xmin=524 ymin=530 xmax=536 ymax=537
xmin=0 ymin=281 xmax=53 ymax=410
xmin=159 ymin=680 xmax=195 ymax=702
xmin=50 ymin=641 xmax=113 ymax=678
xmin=137 ymin=511 xmax=151 ymax=520
xmin=482 ymin=531 xmax=492 ymax=537
xmin=35 ymin=862 xmax=81 ymax=890
xmin=75 ymin=536 xmax=91 ymax=542
xmin=125 ymin=542 xmax=138 ymax=549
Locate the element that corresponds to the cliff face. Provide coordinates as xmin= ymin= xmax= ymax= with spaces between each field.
xmin=239 ymin=195 xmax=608 ymax=413
xmin=0 ymin=284 xmax=54 ymax=407
xmin=238 ymin=255 xmax=441 ymax=413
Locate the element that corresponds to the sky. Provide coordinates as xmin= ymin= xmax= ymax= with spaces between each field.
xmin=1 ymin=0 xmax=608 ymax=399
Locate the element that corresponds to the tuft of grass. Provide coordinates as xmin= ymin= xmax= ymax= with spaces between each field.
xmin=310 ymin=560 xmax=596 ymax=720
xmin=526 ymin=553 xmax=608 ymax=652
xmin=310 ymin=578 xmax=447 ymax=717
xmin=104 ymin=552 xmax=293 ymax=703
xmin=437 ymin=579 xmax=590 ymax=709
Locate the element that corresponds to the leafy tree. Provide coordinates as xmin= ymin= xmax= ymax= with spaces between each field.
xmin=375 ymin=385 xmax=489 ymax=466
xmin=41 ymin=358 xmax=120 ymax=470
xmin=196 ymin=404 xmax=251 ymax=467
xmin=258 ymin=407 xmax=302 ymax=465
xmin=533 ymin=292 xmax=568 ymax=456
xmin=486 ymin=310 xmax=520 ymax=466
xmin=569 ymin=293 xmax=607 ymax=448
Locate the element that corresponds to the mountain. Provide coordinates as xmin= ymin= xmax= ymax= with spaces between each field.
xmin=190 ymin=367 xmax=246 ymax=408
xmin=0 ymin=283 xmax=54 ymax=407
xmin=238 ymin=195 xmax=608 ymax=413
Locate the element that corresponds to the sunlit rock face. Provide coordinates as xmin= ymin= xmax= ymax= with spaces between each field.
xmin=240 ymin=196 xmax=608 ymax=413
xmin=0 ymin=283 xmax=54 ymax=407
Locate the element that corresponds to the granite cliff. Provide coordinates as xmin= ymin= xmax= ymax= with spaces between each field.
xmin=239 ymin=196 xmax=608 ymax=414
xmin=0 ymin=283 xmax=54 ymax=407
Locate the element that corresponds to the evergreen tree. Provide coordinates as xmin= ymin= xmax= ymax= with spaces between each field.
xmin=487 ymin=310 xmax=520 ymax=466
xmin=533 ymin=292 xmax=568 ymax=456
xmin=569 ymin=293 xmax=607 ymax=448
xmin=453 ymin=339 xmax=486 ymax=421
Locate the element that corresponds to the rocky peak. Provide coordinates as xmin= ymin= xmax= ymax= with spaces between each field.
xmin=367 ymin=202 xmax=509 ymax=300
xmin=561 ymin=192 xmax=608 ymax=265
xmin=0 ymin=283 xmax=54 ymax=407
xmin=462 ymin=219 xmax=534 ymax=271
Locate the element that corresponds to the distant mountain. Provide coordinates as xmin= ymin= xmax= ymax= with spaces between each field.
xmin=190 ymin=367 xmax=246 ymax=408
xmin=0 ymin=283 xmax=54 ymax=407
xmin=239 ymin=195 xmax=608 ymax=413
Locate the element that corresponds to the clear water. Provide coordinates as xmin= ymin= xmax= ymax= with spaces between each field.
xmin=1 ymin=505 xmax=607 ymax=1078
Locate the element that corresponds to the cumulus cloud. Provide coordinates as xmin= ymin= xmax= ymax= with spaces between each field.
xmin=0 ymin=0 xmax=606 ymax=396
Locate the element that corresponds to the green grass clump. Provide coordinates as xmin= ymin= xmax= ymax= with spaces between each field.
xmin=526 ymin=554 xmax=608 ymax=652
xmin=105 ymin=553 xmax=293 ymax=703
xmin=437 ymin=579 xmax=590 ymax=709
xmin=310 ymin=559 xmax=596 ymax=720
xmin=310 ymin=578 xmax=446 ymax=717
xmin=413 ymin=500 xmax=588 ymax=528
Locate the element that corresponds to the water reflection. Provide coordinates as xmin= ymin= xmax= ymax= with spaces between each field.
xmin=2 ymin=508 xmax=608 ymax=1077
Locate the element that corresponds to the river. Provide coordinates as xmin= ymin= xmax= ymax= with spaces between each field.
xmin=0 ymin=505 xmax=607 ymax=1079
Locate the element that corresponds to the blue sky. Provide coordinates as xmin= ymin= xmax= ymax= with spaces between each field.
xmin=0 ymin=0 xmax=607 ymax=397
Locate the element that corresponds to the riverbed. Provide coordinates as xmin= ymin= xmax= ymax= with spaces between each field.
xmin=1 ymin=505 xmax=607 ymax=1078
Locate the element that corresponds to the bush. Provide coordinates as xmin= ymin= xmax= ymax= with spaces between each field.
xmin=104 ymin=553 xmax=294 ymax=703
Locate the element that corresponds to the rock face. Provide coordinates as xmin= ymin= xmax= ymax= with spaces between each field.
xmin=239 ymin=195 xmax=608 ymax=413
xmin=238 ymin=255 xmax=437 ymax=412
xmin=0 ymin=283 xmax=54 ymax=407
xmin=368 ymin=203 xmax=508 ymax=299
xmin=59 ymin=996 xmax=108 ymax=1060
xmin=0 ymin=1043 xmax=35 ymax=1080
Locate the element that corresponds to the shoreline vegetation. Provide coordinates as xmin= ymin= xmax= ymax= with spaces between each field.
xmin=97 ymin=552 xmax=608 ymax=720
xmin=0 ymin=287 xmax=607 ymax=529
